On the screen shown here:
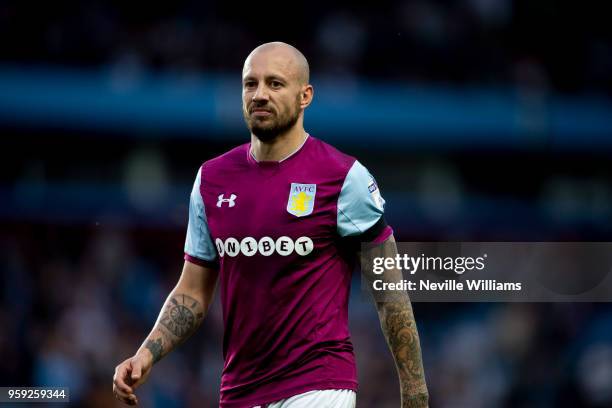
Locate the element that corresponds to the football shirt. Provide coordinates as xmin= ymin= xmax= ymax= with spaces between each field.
xmin=184 ymin=135 xmax=391 ymax=407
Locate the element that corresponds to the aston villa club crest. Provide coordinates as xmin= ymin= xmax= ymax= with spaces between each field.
xmin=287 ymin=183 xmax=316 ymax=217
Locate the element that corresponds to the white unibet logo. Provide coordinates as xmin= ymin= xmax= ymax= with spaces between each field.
xmin=217 ymin=194 xmax=237 ymax=208
xmin=215 ymin=236 xmax=314 ymax=257
xmin=215 ymin=238 xmax=225 ymax=257
xmin=224 ymin=237 xmax=240 ymax=257
xmin=240 ymin=237 xmax=258 ymax=256
xmin=258 ymin=236 xmax=275 ymax=256
xmin=294 ymin=236 xmax=314 ymax=256
xmin=276 ymin=236 xmax=294 ymax=256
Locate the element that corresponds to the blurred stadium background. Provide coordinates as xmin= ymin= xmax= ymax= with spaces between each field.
xmin=1 ymin=1 xmax=612 ymax=407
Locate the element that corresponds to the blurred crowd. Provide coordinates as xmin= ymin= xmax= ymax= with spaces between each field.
xmin=2 ymin=223 xmax=612 ymax=407
xmin=1 ymin=0 xmax=611 ymax=94
xmin=1 ymin=100 xmax=611 ymax=408
xmin=1 ymin=1 xmax=612 ymax=407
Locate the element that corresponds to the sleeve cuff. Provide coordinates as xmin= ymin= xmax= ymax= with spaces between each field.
xmin=372 ymin=225 xmax=393 ymax=244
xmin=184 ymin=253 xmax=219 ymax=269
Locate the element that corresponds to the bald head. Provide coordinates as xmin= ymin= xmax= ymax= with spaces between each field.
xmin=241 ymin=42 xmax=314 ymax=142
xmin=244 ymin=42 xmax=310 ymax=85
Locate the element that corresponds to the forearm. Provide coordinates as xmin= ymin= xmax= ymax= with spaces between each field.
xmin=377 ymin=296 xmax=429 ymax=408
xmin=361 ymin=235 xmax=429 ymax=407
xmin=137 ymin=287 xmax=206 ymax=364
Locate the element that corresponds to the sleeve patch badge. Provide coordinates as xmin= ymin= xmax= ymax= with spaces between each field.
xmin=368 ymin=179 xmax=385 ymax=211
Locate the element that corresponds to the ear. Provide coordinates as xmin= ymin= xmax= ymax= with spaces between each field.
xmin=300 ymin=84 xmax=314 ymax=109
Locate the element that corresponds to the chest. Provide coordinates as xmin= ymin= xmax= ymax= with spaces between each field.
xmin=202 ymin=170 xmax=341 ymax=243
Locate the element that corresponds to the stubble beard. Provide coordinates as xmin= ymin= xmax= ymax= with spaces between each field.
xmin=244 ymin=98 xmax=301 ymax=143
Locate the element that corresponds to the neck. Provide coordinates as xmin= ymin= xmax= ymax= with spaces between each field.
xmin=250 ymin=124 xmax=308 ymax=162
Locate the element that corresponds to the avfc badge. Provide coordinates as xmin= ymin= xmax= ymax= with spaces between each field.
xmin=287 ymin=183 xmax=316 ymax=217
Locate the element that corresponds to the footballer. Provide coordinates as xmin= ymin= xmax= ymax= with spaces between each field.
xmin=113 ymin=42 xmax=428 ymax=408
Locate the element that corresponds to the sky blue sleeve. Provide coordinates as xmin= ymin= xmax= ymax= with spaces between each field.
xmin=337 ymin=160 xmax=386 ymax=237
xmin=184 ymin=167 xmax=217 ymax=262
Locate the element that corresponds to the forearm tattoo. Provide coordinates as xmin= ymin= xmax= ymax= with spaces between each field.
xmin=160 ymin=294 xmax=204 ymax=338
xmin=360 ymin=239 xmax=429 ymax=407
xmin=145 ymin=293 xmax=205 ymax=364
xmin=145 ymin=338 xmax=163 ymax=363
xmin=379 ymin=301 xmax=429 ymax=408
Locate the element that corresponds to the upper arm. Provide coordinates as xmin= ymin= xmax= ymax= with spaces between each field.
xmin=337 ymin=160 xmax=389 ymax=239
xmin=177 ymin=260 xmax=219 ymax=312
xmin=360 ymin=233 xmax=399 ymax=278
xmin=360 ymin=233 xmax=408 ymax=303
xmin=181 ymin=166 xmax=219 ymax=311
xmin=184 ymin=166 xmax=218 ymax=266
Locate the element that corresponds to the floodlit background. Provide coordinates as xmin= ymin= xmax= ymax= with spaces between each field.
xmin=1 ymin=1 xmax=612 ymax=407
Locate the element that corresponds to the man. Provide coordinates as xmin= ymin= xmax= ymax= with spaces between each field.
xmin=113 ymin=42 xmax=428 ymax=408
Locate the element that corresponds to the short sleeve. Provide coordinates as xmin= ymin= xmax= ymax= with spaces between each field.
xmin=337 ymin=160 xmax=387 ymax=237
xmin=184 ymin=167 xmax=218 ymax=266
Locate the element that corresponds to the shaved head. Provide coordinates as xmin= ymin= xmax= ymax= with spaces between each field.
xmin=244 ymin=42 xmax=310 ymax=85
xmin=242 ymin=42 xmax=314 ymax=143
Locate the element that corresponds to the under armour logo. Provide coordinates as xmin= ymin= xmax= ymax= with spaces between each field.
xmin=217 ymin=194 xmax=237 ymax=208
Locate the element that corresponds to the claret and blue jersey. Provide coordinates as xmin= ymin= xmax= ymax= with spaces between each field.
xmin=184 ymin=135 xmax=392 ymax=408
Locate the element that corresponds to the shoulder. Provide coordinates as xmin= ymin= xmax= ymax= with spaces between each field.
xmin=307 ymin=136 xmax=356 ymax=176
xmin=200 ymin=143 xmax=250 ymax=176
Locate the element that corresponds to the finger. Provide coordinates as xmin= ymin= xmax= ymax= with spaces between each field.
xmin=114 ymin=378 xmax=133 ymax=395
xmin=114 ymin=375 xmax=133 ymax=394
xmin=114 ymin=366 xmax=134 ymax=394
xmin=131 ymin=358 xmax=142 ymax=382
xmin=114 ymin=388 xmax=138 ymax=406
xmin=128 ymin=394 xmax=139 ymax=406
xmin=113 ymin=387 xmax=137 ymax=405
xmin=126 ymin=392 xmax=139 ymax=406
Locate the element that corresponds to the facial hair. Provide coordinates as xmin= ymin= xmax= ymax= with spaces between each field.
xmin=244 ymin=95 xmax=301 ymax=142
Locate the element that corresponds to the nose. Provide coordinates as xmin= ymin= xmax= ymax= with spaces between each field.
xmin=252 ymin=84 xmax=269 ymax=103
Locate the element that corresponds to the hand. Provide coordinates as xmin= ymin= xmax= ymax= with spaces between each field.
xmin=113 ymin=350 xmax=153 ymax=405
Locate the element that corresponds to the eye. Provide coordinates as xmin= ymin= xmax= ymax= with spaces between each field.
xmin=270 ymin=80 xmax=283 ymax=88
xmin=244 ymin=81 xmax=257 ymax=89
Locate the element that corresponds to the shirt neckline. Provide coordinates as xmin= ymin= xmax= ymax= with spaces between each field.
xmin=247 ymin=133 xmax=310 ymax=166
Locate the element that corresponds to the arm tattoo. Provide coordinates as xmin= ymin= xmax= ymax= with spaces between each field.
xmin=160 ymin=294 xmax=204 ymax=338
xmin=145 ymin=338 xmax=163 ymax=363
xmin=379 ymin=301 xmax=429 ymax=408
xmin=143 ymin=293 xmax=205 ymax=364
xmin=361 ymin=238 xmax=429 ymax=407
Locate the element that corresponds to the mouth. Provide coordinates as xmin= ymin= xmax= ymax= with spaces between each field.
xmin=251 ymin=105 xmax=272 ymax=113
xmin=251 ymin=109 xmax=272 ymax=118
